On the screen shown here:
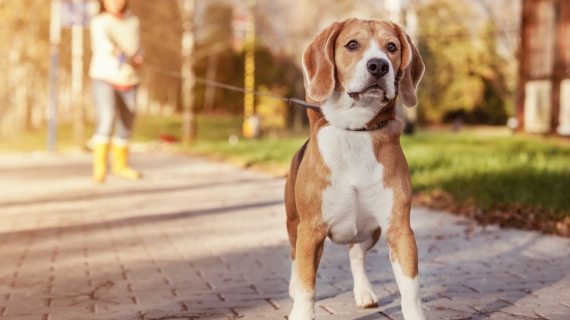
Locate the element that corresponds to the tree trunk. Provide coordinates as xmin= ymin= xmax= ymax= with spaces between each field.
xmin=178 ymin=0 xmax=197 ymax=143
xmin=203 ymin=53 xmax=219 ymax=113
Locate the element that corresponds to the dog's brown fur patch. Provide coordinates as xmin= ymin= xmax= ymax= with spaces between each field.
xmin=285 ymin=118 xmax=331 ymax=290
xmin=370 ymin=116 xmax=418 ymax=279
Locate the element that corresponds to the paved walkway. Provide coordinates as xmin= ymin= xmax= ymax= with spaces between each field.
xmin=0 ymin=153 xmax=569 ymax=320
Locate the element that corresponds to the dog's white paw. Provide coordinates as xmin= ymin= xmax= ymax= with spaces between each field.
xmin=289 ymin=289 xmax=316 ymax=320
xmin=354 ymin=288 xmax=378 ymax=308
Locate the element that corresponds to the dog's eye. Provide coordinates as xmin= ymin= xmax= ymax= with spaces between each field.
xmin=345 ymin=40 xmax=359 ymax=50
xmin=387 ymin=43 xmax=397 ymax=52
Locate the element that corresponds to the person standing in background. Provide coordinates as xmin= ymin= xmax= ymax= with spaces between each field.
xmin=90 ymin=0 xmax=143 ymax=183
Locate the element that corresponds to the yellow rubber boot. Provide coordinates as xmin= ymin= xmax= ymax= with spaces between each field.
xmin=93 ymin=143 xmax=109 ymax=183
xmin=112 ymin=144 xmax=141 ymax=180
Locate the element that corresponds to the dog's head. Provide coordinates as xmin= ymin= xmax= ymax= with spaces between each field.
xmin=302 ymin=18 xmax=424 ymax=108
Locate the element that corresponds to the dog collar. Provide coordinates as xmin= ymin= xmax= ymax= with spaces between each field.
xmin=345 ymin=119 xmax=390 ymax=132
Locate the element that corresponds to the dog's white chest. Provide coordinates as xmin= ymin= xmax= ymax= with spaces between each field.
xmin=317 ymin=126 xmax=394 ymax=245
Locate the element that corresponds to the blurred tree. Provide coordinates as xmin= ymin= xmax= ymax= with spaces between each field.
xmin=192 ymin=1 xmax=242 ymax=114
xmin=0 ymin=0 xmax=50 ymax=135
xmin=191 ymin=1 xmax=307 ymax=118
xmin=196 ymin=3 xmax=234 ymax=113
xmin=468 ymin=21 xmax=511 ymax=124
xmin=131 ymin=0 xmax=182 ymax=115
xmin=0 ymin=0 xmax=521 ymax=139
xmin=256 ymin=84 xmax=288 ymax=135
xmin=416 ymin=0 xmax=512 ymax=125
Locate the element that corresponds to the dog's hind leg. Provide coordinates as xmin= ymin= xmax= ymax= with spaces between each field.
xmin=349 ymin=227 xmax=381 ymax=308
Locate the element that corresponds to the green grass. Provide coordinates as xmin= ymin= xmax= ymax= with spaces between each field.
xmin=401 ymin=132 xmax=570 ymax=218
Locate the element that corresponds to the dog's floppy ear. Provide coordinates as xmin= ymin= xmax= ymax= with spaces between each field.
xmin=302 ymin=21 xmax=346 ymax=102
xmin=394 ymin=23 xmax=425 ymax=107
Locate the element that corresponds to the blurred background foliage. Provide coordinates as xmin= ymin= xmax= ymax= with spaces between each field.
xmin=0 ymin=0 xmax=520 ymax=137
xmin=416 ymin=0 xmax=513 ymax=125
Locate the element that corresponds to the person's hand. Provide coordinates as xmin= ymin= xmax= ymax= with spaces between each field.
xmin=129 ymin=54 xmax=143 ymax=69
xmin=112 ymin=47 xmax=122 ymax=57
xmin=133 ymin=55 xmax=144 ymax=66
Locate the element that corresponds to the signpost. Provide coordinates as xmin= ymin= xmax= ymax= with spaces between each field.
xmin=47 ymin=0 xmax=99 ymax=152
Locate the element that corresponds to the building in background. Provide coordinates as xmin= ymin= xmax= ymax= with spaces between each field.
xmin=517 ymin=0 xmax=570 ymax=135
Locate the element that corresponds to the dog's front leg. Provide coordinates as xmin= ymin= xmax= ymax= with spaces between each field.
xmin=289 ymin=222 xmax=327 ymax=320
xmin=386 ymin=226 xmax=426 ymax=320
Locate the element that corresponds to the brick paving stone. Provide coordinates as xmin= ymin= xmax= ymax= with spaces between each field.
xmin=0 ymin=153 xmax=569 ymax=319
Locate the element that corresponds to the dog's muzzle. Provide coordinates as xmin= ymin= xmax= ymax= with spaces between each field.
xmin=347 ymin=58 xmax=394 ymax=102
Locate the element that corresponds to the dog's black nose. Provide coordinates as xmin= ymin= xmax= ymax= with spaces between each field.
xmin=367 ymin=58 xmax=390 ymax=77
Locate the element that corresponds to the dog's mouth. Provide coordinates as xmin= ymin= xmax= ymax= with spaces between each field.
xmin=347 ymin=82 xmax=389 ymax=102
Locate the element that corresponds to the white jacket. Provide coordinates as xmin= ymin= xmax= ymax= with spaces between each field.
xmin=89 ymin=12 xmax=141 ymax=86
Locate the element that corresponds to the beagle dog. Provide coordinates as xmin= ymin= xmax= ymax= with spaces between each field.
xmin=284 ymin=19 xmax=425 ymax=319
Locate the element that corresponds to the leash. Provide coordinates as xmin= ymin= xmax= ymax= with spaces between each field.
xmin=144 ymin=64 xmax=322 ymax=111
xmin=145 ymin=64 xmax=392 ymax=132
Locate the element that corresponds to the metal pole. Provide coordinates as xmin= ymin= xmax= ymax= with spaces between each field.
xmin=72 ymin=0 xmax=85 ymax=147
xmin=48 ymin=0 xmax=62 ymax=153
xmin=242 ymin=0 xmax=257 ymax=138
